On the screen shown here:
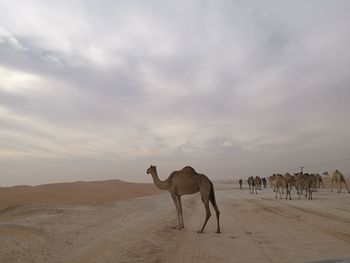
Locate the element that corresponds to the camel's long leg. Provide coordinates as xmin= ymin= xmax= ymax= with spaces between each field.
xmin=280 ymin=188 xmax=283 ymax=199
xmin=209 ymin=186 xmax=221 ymax=233
xmin=331 ymin=179 xmax=334 ymax=192
xmin=286 ymin=188 xmax=291 ymax=200
xmin=198 ymin=197 xmax=211 ymax=233
xmin=289 ymin=186 xmax=292 ymax=200
xmin=276 ymin=186 xmax=282 ymax=199
xmin=176 ymin=195 xmax=184 ymax=228
xmin=275 ymin=187 xmax=282 ymax=199
xmin=171 ymin=194 xmax=181 ymax=230
xmin=275 ymin=187 xmax=278 ymax=199
xmin=309 ymin=188 xmax=313 ymax=200
xmin=211 ymin=203 xmax=221 ymax=234
xmin=304 ymin=187 xmax=308 ymax=198
xmin=341 ymin=178 xmax=350 ymax=193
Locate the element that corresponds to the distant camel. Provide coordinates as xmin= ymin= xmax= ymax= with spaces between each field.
xmin=274 ymin=174 xmax=290 ymax=200
xmin=314 ymin=173 xmax=325 ymax=190
xmin=268 ymin=175 xmax=277 ymax=191
xmin=255 ymin=176 xmax=262 ymax=190
xmin=283 ymin=173 xmax=295 ymax=199
xmin=294 ymin=173 xmax=313 ymax=200
xmin=239 ymin=179 xmax=243 ymax=190
xmin=323 ymin=170 xmax=350 ymax=193
xmin=262 ymin=177 xmax=267 ymax=188
xmin=248 ymin=176 xmax=257 ymax=194
xmin=146 ymin=165 xmax=221 ymax=233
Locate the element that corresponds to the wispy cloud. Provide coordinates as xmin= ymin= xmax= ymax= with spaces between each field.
xmin=1 ymin=0 xmax=350 ymax=185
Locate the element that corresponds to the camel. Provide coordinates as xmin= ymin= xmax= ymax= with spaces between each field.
xmin=268 ymin=175 xmax=277 ymax=192
xmin=323 ymin=170 xmax=350 ymax=193
xmin=146 ymin=165 xmax=221 ymax=233
xmin=248 ymin=176 xmax=257 ymax=194
xmin=255 ymin=176 xmax=262 ymax=190
xmin=262 ymin=177 xmax=267 ymax=188
xmin=283 ymin=173 xmax=295 ymax=200
xmin=309 ymin=173 xmax=317 ymax=192
xmin=314 ymin=173 xmax=325 ymax=190
xmin=274 ymin=174 xmax=290 ymax=200
xmin=294 ymin=173 xmax=313 ymax=200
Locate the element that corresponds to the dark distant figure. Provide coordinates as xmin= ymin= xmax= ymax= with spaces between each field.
xmin=248 ymin=176 xmax=257 ymax=194
xmin=239 ymin=179 xmax=243 ymax=190
xmin=262 ymin=177 xmax=267 ymax=188
xmin=255 ymin=176 xmax=262 ymax=190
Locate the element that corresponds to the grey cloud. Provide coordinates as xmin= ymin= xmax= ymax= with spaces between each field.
xmin=1 ymin=1 xmax=350 ymax=185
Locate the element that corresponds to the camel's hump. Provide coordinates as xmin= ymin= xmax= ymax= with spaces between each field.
xmin=181 ymin=166 xmax=196 ymax=173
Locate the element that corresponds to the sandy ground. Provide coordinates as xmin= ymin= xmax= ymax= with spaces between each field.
xmin=1 ymin=182 xmax=350 ymax=263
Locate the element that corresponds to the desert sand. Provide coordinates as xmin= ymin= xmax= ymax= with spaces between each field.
xmin=0 ymin=179 xmax=350 ymax=263
xmin=0 ymin=180 xmax=163 ymax=207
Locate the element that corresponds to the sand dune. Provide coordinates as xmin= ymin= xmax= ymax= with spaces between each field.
xmin=0 ymin=180 xmax=162 ymax=208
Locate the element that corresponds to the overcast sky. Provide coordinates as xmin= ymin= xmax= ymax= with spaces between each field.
xmin=1 ymin=1 xmax=350 ymax=186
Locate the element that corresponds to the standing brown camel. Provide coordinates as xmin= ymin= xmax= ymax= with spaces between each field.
xmin=146 ymin=165 xmax=221 ymax=233
xmin=323 ymin=170 xmax=350 ymax=193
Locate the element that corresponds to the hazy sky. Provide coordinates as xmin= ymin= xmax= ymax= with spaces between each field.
xmin=1 ymin=1 xmax=350 ymax=186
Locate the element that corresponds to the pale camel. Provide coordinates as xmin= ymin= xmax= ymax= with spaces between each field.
xmin=274 ymin=174 xmax=290 ymax=200
xmin=268 ymin=175 xmax=277 ymax=192
xmin=146 ymin=165 xmax=221 ymax=233
xmin=323 ymin=170 xmax=350 ymax=193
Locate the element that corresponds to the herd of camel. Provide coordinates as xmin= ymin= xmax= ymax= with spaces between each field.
xmin=146 ymin=165 xmax=349 ymax=233
xmin=242 ymin=170 xmax=350 ymax=200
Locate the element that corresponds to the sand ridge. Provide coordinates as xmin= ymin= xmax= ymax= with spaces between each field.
xmin=0 ymin=180 xmax=162 ymax=208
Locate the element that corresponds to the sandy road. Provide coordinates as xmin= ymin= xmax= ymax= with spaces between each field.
xmin=166 ymin=186 xmax=350 ymax=263
xmin=1 ymin=185 xmax=350 ymax=263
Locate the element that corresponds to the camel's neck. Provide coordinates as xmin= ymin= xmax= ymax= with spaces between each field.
xmin=151 ymin=172 xmax=170 ymax=190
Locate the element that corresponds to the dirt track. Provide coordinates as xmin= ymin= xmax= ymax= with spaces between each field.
xmin=1 ymin=185 xmax=350 ymax=263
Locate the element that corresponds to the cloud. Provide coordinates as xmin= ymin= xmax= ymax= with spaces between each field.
xmin=0 ymin=1 xmax=350 ymax=185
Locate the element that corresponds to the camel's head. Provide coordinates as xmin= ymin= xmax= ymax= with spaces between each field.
xmin=147 ymin=165 xmax=157 ymax=175
xmin=335 ymin=169 xmax=343 ymax=176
